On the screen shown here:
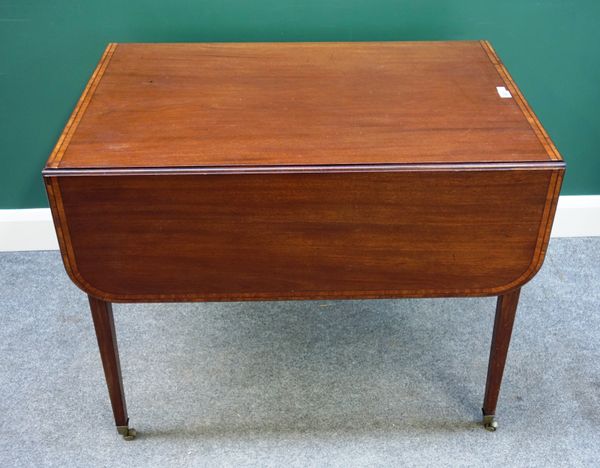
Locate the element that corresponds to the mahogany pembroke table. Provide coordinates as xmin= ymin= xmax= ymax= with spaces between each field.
xmin=43 ymin=41 xmax=565 ymax=439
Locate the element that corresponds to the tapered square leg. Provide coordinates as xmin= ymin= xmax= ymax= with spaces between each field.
xmin=88 ymin=295 xmax=136 ymax=440
xmin=482 ymin=288 xmax=521 ymax=431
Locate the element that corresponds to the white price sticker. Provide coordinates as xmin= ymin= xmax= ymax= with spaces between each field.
xmin=496 ymin=86 xmax=512 ymax=98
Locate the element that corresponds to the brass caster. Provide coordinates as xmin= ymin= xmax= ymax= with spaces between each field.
xmin=483 ymin=414 xmax=498 ymax=432
xmin=117 ymin=425 xmax=137 ymax=441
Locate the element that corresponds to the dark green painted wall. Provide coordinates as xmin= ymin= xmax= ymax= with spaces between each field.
xmin=1 ymin=1 xmax=599 ymax=208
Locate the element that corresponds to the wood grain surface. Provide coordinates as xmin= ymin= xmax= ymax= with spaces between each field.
xmin=46 ymin=41 xmax=560 ymax=170
xmin=43 ymin=41 xmax=565 ymax=302
xmin=48 ymin=168 xmax=562 ymax=302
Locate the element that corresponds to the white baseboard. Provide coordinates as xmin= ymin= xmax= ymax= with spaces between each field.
xmin=0 ymin=208 xmax=60 ymax=252
xmin=1 ymin=195 xmax=599 ymax=252
xmin=551 ymin=195 xmax=600 ymax=237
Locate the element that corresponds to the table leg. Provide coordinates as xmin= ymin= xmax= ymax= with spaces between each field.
xmin=89 ymin=295 xmax=136 ymax=440
xmin=482 ymin=287 xmax=521 ymax=431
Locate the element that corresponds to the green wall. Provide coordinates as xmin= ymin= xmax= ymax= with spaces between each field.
xmin=1 ymin=1 xmax=599 ymax=208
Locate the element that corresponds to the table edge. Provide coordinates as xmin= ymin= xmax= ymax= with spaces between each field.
xmin=42 ymin=161 xmax=565 ymax=177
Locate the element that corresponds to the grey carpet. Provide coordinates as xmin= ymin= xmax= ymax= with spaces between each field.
xmin=0 ymin=238 xmax=599 ymax=467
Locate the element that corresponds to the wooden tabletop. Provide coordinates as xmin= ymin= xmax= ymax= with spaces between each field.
xmin=46 ymin=41 xmax=561 ymax=170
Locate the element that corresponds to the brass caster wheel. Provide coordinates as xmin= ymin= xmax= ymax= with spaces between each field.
xmin=117 ymin=425 xmax=137 ymax=441
xmin=483 ymin=415 xmax=498 ymax=432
